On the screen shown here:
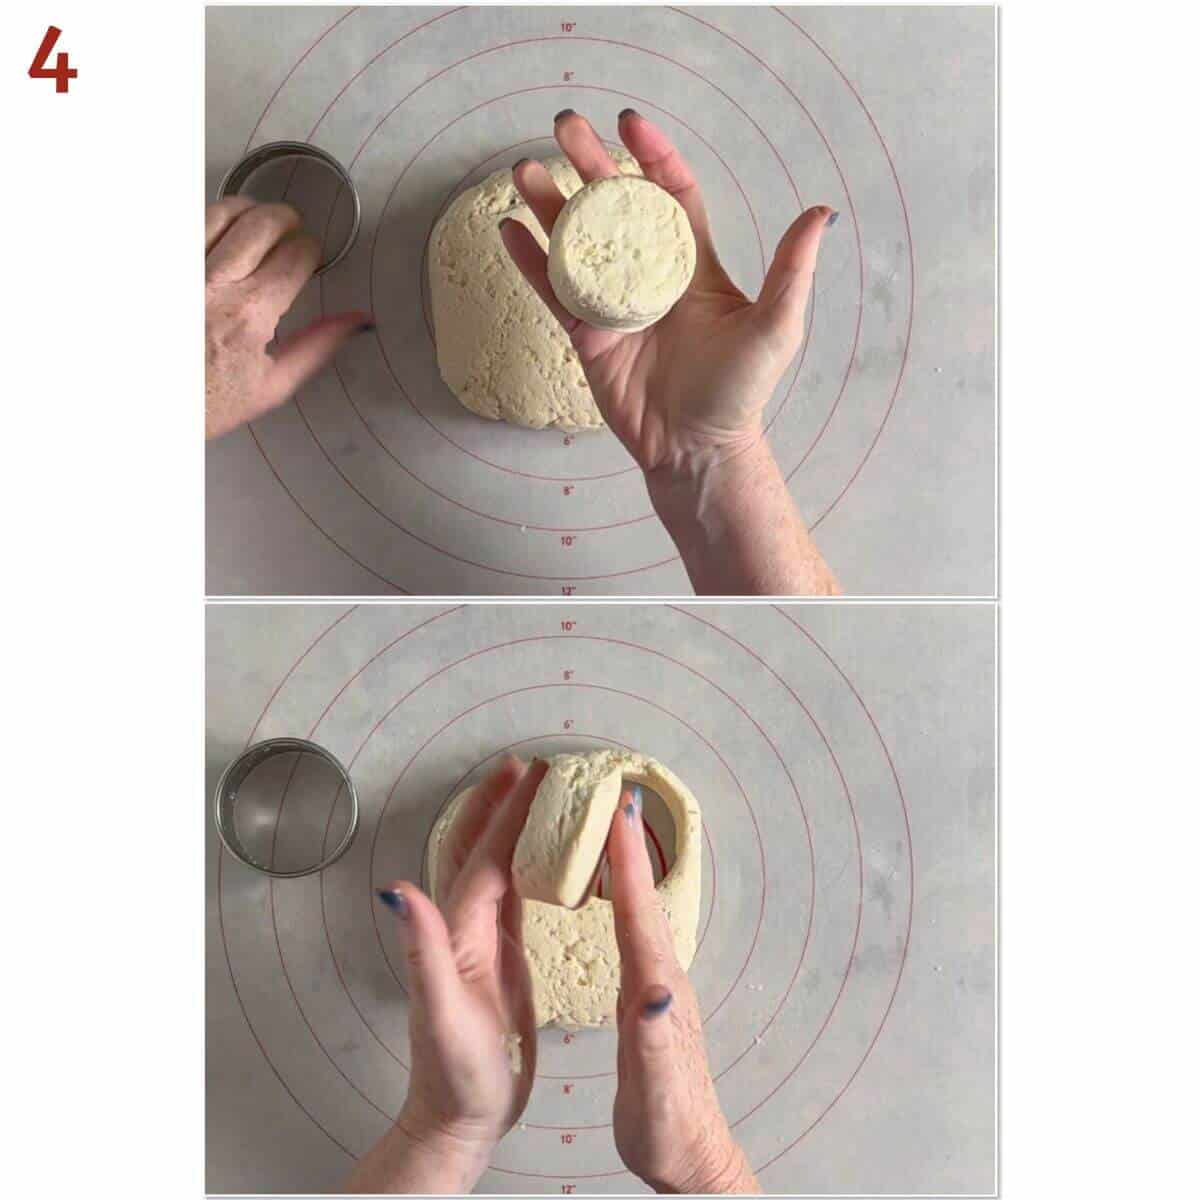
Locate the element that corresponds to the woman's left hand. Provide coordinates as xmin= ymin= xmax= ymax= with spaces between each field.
xmin=347 ymin=757 xmax=548 ymax=1194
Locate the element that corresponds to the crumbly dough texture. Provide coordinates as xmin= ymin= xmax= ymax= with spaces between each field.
xmin=427 ymin=750 xmax=702 ymax=1029
xmin=513 ymin=751 xmax=624 ymax=907
xmin=429 ymin=152 xmax=642 ymax=431
xmin=548 ymin=176 xmax=697 ymax=332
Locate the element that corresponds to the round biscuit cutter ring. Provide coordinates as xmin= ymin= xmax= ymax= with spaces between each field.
xmin=216 ymin=140 xmax=362 ymax=275
xmin=214 ymin=737 xmax=359 ymax=878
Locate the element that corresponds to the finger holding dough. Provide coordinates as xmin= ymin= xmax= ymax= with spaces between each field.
xmin=607 ymin=783 xmax=678 ymax=1002
xmin=554 ymin=109 xmax=623 ymax=183
xmin=437 ymin=755 xmax=525 ymax=903
xmin=512 ymin=158 xmax=568 ymax=237
xmin=616 ymin=109 xmax=713 ymax=248
xmin=444 ymin=759 xmax=550 ymax=959
xmin=617 ymin=109 xmax=734 ymax=292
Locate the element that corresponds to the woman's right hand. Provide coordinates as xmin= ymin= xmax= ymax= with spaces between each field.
xmin=501 ymin=110 xmax=832 ymax=483
xmin=501 ymin=111 xmax=839 ymax=597
xmin=607 ymin=784 xmax=761 ymax=1194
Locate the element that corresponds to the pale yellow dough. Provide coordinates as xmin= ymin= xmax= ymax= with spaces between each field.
xmin=513 ymin=751 xmax=624 ymax=908
xmin=429 ymin=152 xmax=641 ymax=431
xmin=548 ymin=175 xmax=697 ymax=332
xmin=426 ymin=749 xmax=702 ymax=1029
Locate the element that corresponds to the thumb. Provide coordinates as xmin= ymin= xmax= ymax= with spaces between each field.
xmin=752 ymin=205 xmax=837 ymax=345
xmin=377 ymin=881 xmax=461 ymax=1033
xmin=264 ymin=310 xmax=374 ymax=408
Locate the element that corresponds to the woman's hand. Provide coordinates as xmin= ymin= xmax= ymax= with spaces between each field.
xmin=501 ymin=111 xmax=839 ymax=596
xmin=501 ymin=109 xmax=833 ymax=478
xmin=608 ymin=784 xmax=760 ymax=1194
xmin=346 ymin=757 xmax=547 ymax=1194
xmin=205 ymin=198 xmax=371 ymax=439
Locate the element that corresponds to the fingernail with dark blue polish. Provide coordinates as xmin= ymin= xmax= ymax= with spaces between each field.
xmin=513 ymin=157 xmax=531 ymax=170
xmin=618 ymin=108 xmax=639 ymax=121
xmin=377 ymin=889 xmax=409 ymax=918
xmin=643 ymin=989 xmax=673 ymax=1017
xmin=623 ymin=782 xmax=643 ymax=823
xmin=357 ymin=320 xmax=376 ymax=334
xmin=825 ymin=210 xmax=840 ymax=227
xmin=554 ymin=108 xmax=576 ymax=123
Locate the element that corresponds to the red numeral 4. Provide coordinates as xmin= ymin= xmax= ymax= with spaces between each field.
xmin=29 ymin=26 xmax=77 ymax=93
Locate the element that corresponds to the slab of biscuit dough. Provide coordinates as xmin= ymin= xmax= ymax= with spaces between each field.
xmin=547 ymin=175 xmax=696 ymax=332
xmin=429 ymin=151 xmax=641 ymax=431
xmin=512 ymin=751 xmax=624 ymax=907
xmin=426 ymin=750 xmax=701 ymax=1029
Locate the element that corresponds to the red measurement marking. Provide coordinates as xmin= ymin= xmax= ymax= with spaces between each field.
xmin=562 ymin=70 xmax=574 ymax=81
xmin=562 ymin=485 xmax=574 ymax=495
xmin=563 ymin=670 xmax=574 ymax=681
xmin=562 ymin=1187 xmax=576 ymax=1195
xmin=561 ymin=535 xmax=576 ymax=547
xmin=563 ymin=1082 xmax=574 ymax=1094
xmin=561 ymin=1133 xmax=575 ymax=1145
xmin=560 ymin=621 xmax=576 ymax=632
xmin=28 ymin=26 xmax=76 ymax=93
xmin=561 ymin=585 xmax=576 ymax=596
xmin=562 ymin=1032 xmax=574 ymax=1044
xmin=562 ymin=434 xmax=574 ymax=446
xmin=563 ymin=719 xmax=574 ymax=730
xmin=561 ymin=23 xmax=576 ymax=33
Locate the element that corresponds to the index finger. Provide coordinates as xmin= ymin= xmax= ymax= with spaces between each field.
xmin=445 ymin=758 xmax=550 ymax=936
xmin=206 ymin=196 xmax=257 ymax=253
xmin=252 ymin=231 xmax=322 ymax=312
xmin=554 ymin=110 xmax=622 ymax=183
xmin=436 ymin=755 xmax=524 ymax=904
xmin=606 ymin=783 xmax=677 ymax=995
xmin=616 ymin=109 xmax=710 ymax=240
xmin=616 ymin=109 xmax=728 ymax=286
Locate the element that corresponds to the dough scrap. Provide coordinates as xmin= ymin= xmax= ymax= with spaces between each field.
xmin=426 ymin=749 xmax=701 ymax=1028
xmin=548 ymin=175 xmax=696 ymax=331
xmin=429 ymin=152 xmax=641 ymax=431
xmin=513 ymin=751 xmax=624 ymax=907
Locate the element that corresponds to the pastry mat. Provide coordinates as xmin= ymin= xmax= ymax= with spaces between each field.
xmin=204 ymin=6 xmax=996 ymax=596
xmin=206 ymin=603 xmax=995 ymax=1193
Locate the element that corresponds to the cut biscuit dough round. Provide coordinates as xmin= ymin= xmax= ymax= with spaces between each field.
xmin=429 ymin=151 xmax=642 ymax=431
xmin=547 ymin=175 xmax=697 ymax=332
xmin=426 ymin=749 xmax=701 ymax=1029
xmin=512 ymin=751 xmax=624 ymax=908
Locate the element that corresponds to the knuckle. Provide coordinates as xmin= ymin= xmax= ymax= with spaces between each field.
xmin=236 ymin=202 xmax=301 ymax=240
xmin=290 ymin=231 xmax=322 ymax=262
xmin=265 ymin=201 xmax=304 ymax=230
